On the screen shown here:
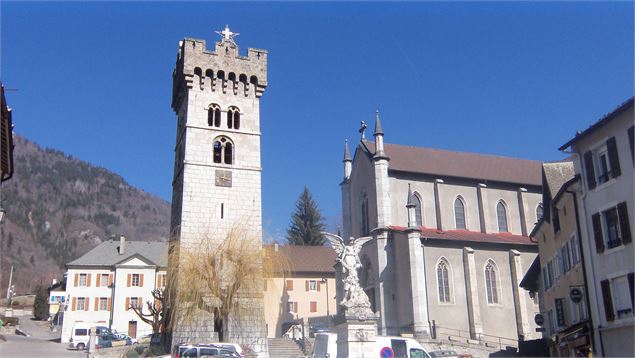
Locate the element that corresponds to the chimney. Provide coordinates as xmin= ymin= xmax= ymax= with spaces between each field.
xmin=119 ymin=235 xmax=126 ymax=255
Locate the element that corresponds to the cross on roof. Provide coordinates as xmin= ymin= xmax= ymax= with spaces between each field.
xmin=216 ymin=25 xmax=239 ymax=43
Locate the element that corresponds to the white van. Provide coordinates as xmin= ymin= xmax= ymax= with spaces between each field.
xmin=68 ymin=322 xmax=110 ymax=350
xmin=313 ymin=333 xmax=431 ymax=358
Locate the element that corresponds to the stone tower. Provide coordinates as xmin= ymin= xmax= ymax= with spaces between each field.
xmin=170 ymin=26 xmax=269 ymax=356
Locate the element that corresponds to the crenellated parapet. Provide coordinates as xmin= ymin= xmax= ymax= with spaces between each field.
xmin=171 ymin=37 xmax=268 ymax=112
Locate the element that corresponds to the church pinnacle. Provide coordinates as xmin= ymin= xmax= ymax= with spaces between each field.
xmin=374 ymin=109 xmax=384 ymax=135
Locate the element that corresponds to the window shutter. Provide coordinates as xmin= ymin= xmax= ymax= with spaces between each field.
xmin=86 ymin=274 xmax=91 ymax=287
xmin=286 ymin=280 xmax=293 ymax=291
xmin=601 ymin=279 xmax=615 ymax=322
xmin=74 ymin=273 xmax=78 ymax=287
xmin=310 ymin=301 xmax=317 ymax=313
xmin=628 ymin=126 xmax=634 ymax=166
xmin=85 ymin=298 xmax=90 ymax=311
xmin=617 ymin=202 xmax=631 ymax=244
xmin=305 ymin=281 xmax=309 ymax=292
xmin=96 ymin=274 xmax=101 ymax=287
xmin=109 ymin=274 xmax=114 ymax=286
xmin=628 ymin=273 xmax=634 ymax=309
xmin=317 ymin=281 xmax=321 ymax=292
xmin=94 ymin=298 xmax=99 ymax=311
xmin=126 ymin=297 xmax=130 ymax=311
xmin=140 ymin=274 xmax=144 ymax=287
xmin=107 ymin=297 xmax=112 ymax=311
xmin=584 ymin=151 xmax=596 ymax=190
xmin=592 ymin=213 xmax=605 ymax=253
xmin=156 ymin=275 xmax=160 ymax=288
xmin=127 ymin=274 xmax=131 ymax=287
xmin=72 ymin=297 xmax=77 ymax=311
xmin=606 ymin=137 xmax=621 ymax=178
xmin=294 ymin=302 xmax=298 ymax=313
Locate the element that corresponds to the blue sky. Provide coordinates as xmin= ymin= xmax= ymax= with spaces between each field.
xmin=2 ymin=2 xmax=633 ymax=242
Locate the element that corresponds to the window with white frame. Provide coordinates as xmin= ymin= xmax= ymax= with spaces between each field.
xmin=130 ymin=297 xmax=139 ymax=309
xmin=454 ymin=197 xmax=466 ymax=230
xmin=583 ymin=137 xmax=621 ymax=190
xmin=485 ymin=260 xmax=499 ymax=304
xmin=612 ymin=276 xmax=633 ymax=319
xmin=309 ymin=280 xmax=317 ymax=291
xmin=131 ymin=274 xmax=140 ymax=287
xmin=101 ymin=274 xmax=109 ymax=287
xmin=77 ymin=297 xmax=86 ymax=311
xmin=436 ymin=258 xmax=451 ymax=303
xmin=287 ymin=301 xmax=298 ymax=314
xmin=78 ymin=273 xmax=87 ymax=287
xmin=497 ymin=201 xmax=509 ymax=233
xmin=592 ymin=202 xmax=631 ymax=253
xmin=99 ymin=297 xmax=108 ymax=311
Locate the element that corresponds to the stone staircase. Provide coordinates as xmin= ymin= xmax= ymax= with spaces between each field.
xmin=267 ymin=338 xmax=306 ymax=358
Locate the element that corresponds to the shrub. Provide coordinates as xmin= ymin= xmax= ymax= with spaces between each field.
xmin=125 ymin=349 xmax=139 ymax=358
xmin=135 ymin=345 xmax=145 ymax=354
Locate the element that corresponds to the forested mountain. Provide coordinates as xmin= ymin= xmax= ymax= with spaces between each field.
xmin=0 ymin=135 xmax=170 ymax=293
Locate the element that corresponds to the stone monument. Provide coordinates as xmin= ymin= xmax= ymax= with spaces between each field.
xmin=323 ymin=233 xmax=378 ymax=358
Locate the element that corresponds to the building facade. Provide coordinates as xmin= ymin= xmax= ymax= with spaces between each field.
xmin=341 ymin=114 xmax=543 ymax=349
xmin=169 ymin=27 xmax=269 ymax=355
xmin=61 ymin=236 xmax=167 ymax=344
xmin=525 ymin=161 xmax=592 ymax=356
xmin=559 ymin=98 xmax=634 ymax=357
xmin=263 ymin=245 xmax=337 ymax=338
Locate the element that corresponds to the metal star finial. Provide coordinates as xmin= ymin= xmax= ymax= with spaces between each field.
xmin=215 ymin=24 xmax=239 ymax=43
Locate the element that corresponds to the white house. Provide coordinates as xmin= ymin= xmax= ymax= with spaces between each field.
xmin=60 ymin=236 xmax=167 ymax=343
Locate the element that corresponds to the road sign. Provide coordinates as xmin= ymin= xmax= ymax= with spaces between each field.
xmin=380 ymin=347 xmax=394 ymax=358
xmin=570 ymin=287 xmax=583 ymax=303
xmin=534 ymin=313 xmax=545 ymax=326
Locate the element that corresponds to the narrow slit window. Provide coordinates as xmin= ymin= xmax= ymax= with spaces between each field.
xmin=227 ymin=110 xmax=233 ymax=129
xmin=221 ymin=203 xmax=224 ymax=219
xmin=224 ymin=142 xmax=233 ymax=164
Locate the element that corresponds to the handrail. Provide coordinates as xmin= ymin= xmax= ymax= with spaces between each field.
xmin=433 ymin=324 xmax=518 ymax=350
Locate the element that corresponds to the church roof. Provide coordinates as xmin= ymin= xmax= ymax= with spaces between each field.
xmin=390 ymin=226 xmax=535 ymax=246
xmin=265 ymin=244 xmax=336 ymax=274
xmin=359 ymin=141 xmax=542 ymax=186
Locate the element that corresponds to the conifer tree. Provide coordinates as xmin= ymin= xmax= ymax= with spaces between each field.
xmin=33 ymin=285 xmax=50 ymax=320
xmin=286 ymin=187 xmax=326 ymax=246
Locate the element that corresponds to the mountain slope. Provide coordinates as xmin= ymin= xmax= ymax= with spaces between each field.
xmin=0 ymin=135 xmax=170 ymax=293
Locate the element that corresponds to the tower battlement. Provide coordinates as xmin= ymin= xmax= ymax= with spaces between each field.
xmin=171 ymin=36 xmax=268 ymax=112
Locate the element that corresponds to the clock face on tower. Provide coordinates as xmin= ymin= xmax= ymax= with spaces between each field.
xmin=215 ymin=169 xmax=232 ymax=187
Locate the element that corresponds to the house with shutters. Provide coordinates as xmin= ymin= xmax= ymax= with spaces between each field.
xmin=60 ymin=236 xmax=167 ymax=344
xmin=558 ymin=97 xmax=634 ymax=357
xmin=262 ymin=244 xmax=337 ymax=338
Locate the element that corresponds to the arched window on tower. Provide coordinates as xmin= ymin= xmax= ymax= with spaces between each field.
xmin=208 ymin=104 xmax=221 ymax=127
xmin=227 ymin=106 xmax=240 ymax=130
xmin=454 ymin=197 xmax=466 ymax=230
xmin=497 ymin=201 xmax=509 ymax=233
xmin=437 ymin=258 xmax=451 ymax=303
xmin=485 ymin=260 xmax=500 ymax=304
xmin=213 ymin=137 xmax=234 ymax=165
xmin=412 ymin=192 xmax=423 ymax=227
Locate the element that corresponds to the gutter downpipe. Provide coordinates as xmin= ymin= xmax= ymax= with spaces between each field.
xmin=109 ymin=269 xmax=116 ymax=333
xmin=566 ymin=188 xmax=601 ymax=356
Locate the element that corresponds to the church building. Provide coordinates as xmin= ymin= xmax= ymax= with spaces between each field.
xmin=341 ymin=113 xmax=544 ymax=348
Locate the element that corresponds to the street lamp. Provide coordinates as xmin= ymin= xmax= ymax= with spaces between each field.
xmin=321 ymin=277 xmax=330 ymax=319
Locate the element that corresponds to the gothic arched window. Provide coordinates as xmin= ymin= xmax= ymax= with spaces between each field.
xmin=437 ymin=258 xmax=451 ymax=303
xmin=213 ymin=137 xmax=234 ymax=165
xmin=227 ymin=106 xmax=240 ymax=130
xmin=361 ymin=192 xmax=369 ymax=236
xmin=412 ymin=192 xmax=423 ymax=227
xmin=208 ymin=104 xmax=221 ymax=127
xmin=485 ymin=260 xmax=499 ymax=304
xmin=536 ymin=203 xmax=544 ymax=222
xmin=497 ymin=201 xmax=509 ymax=233
xmin=454 ymin=196 xmax=466 ymax=230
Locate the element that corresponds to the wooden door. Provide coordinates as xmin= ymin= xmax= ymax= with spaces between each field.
xmin=128 ymin=321 xmax=137 ymax=338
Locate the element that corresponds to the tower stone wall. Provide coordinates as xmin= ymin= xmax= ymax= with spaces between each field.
xmin=169 ymin=31 xmax=269 ymax=357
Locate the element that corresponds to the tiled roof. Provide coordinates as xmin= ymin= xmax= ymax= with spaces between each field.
xmin=66 ymin=240 xmax=168 ymax=267
xmin=559 ymin=97 xmax=634 ymax=151
xmin=266 ymin=244 xmax=336 ymax=274
xmin=390 ymin=226 xmax=535 ymax=246
xmin=543 ymin=161 xmax=575 ymax=198
xmin=359 ymin=141 xmax=542 ymax=186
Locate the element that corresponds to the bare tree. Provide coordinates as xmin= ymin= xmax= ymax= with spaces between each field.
xmin=129 ymin=288 xmax=168 ymax=334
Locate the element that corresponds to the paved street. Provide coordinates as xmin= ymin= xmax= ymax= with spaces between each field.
xmin=0 ymin=334 xmax=86 ymax=358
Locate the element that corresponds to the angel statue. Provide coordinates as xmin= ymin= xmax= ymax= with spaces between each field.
xmin=322 ymin=232 xmax=374 ymax=319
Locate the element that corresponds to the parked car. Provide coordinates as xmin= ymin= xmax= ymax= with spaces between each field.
xmin=112 ymin=331 xmax=138 ymax=344
xmin=68 ymin=323 xmax=110 ymax=350
xmin=96 ymin=333 xmax=132 ymax=349
xmin=172 ymin=343 xmax=241 ymax=357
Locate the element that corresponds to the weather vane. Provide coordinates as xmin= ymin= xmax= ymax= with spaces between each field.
xmin=215 ymin=24 xmax=239 ymax=44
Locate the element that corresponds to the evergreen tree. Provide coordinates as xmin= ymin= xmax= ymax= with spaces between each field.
xmin=286 ymin=187 xmax=326 ymax=246
xmin=33 ymin=285 xmax=50 ymax=320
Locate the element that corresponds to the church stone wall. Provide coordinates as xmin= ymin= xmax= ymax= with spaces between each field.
xmin=349 ymin=151 xmax=378 ymax=237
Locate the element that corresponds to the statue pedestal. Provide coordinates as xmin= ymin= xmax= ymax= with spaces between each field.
xmin=334 ymin=314 xmax=378 ymax=358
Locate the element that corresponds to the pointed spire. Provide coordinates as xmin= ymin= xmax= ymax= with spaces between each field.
xmin=373 ymin=110 xmax=384 ymax=136
xmin=343 ymin=139 xmax=352 ymax=162
xmin=406 ymin=183 xmax=415 ymax=208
